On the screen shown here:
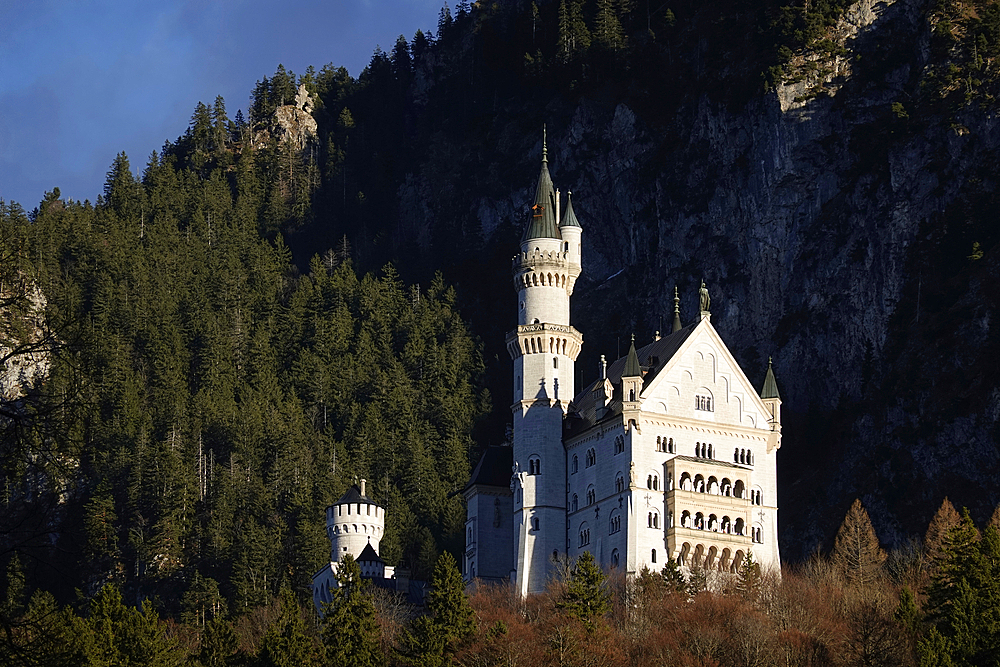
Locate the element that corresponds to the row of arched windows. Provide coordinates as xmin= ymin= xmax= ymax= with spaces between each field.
xmin=676 ymin=472 xmax=760 ymax=502
xmin=735 ymin=448 xmax=755 ymax=465
xmin=647 ymin=474 xmax=660 ymax=491
xmin=695 ymin=442 xmax=714 ymax=459
xmin=585 ymin=448 xmax=596 ymax=467
xmin=656 ymin=436 xmax=675 ymax=453
xmin=679 ymin=510 xmax=746 ymax=536
xmin=610 ymin=513 xmax=621 ymax=533
xmin=614 ymin=435 xmax=625 ymax=454
xmin=695 ymin=394 xmax=714 ymax=412
xmin=616 ymin=475 xmax=625 ymax=493
xmin=578 ymin=526 xmax=591 ymax=546
xmin=518 ymin=335 xmax=570 ymax=356
xmin=333 ymin=523 xmax=380 ymax=536
xmin=647 ymin=512 xmax=660 ymax=529
xmin=520 ymin=271 xmax=569 ymax=289
xmin=678 ymin=543 xmax=747 ymax=573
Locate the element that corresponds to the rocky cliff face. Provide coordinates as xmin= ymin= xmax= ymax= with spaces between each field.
xmin=421 ymin=0 xmax=998 ymax=557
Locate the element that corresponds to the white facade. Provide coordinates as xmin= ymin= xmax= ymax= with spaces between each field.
xmin=465 ymin=146 xmax=782 ymax=593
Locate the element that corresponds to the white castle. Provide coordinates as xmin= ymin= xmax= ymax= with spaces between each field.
xmin=464 ymin=137 xmax=783 ymax=595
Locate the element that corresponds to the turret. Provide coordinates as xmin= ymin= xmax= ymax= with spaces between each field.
xmin=760 ymin=358 xmax=782 ymax=451
xmin=621 ymin=336 xmax=643 ymax=427
xmin=325 ymin=479 xmax=385 ymax=562
xmin=506 ymin=129 xmax=584 ymax=596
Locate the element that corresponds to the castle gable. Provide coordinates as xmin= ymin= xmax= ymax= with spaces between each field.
xmin=639 ymin=319 xmax=771 ymax=431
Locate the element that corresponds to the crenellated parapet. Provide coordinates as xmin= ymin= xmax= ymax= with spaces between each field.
xmin=506 ymin=323 xmax=583 ymax=361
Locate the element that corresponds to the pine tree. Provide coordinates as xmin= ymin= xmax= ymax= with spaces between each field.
xmin=321 ymin=554 xmax=381 ymax=667
xmin=832 ymin=498 xmax=887 ymax=586
xmin=256 ymin=589 xmax=322 ymax=667
xmin=398 ymin=551 xmax=475 ymax=666
xmin=594 ymin=0 xmax=626 ymax=50
xmin=921 ymin=512 xmax=1000 ymax=666
xmin=557 ymin=551 xmax=610 ymax=631
xmin=736 ymin=550 xmax=763 ymax=601
xmin=660 ymin=558 xmax=687 ymax=594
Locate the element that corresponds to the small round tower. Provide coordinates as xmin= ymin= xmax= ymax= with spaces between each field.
xmin=326 ymin=479 xmax=384 ymax=562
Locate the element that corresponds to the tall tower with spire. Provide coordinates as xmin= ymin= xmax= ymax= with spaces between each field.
xmin=505 ymin=131 xmax=583 ymax=595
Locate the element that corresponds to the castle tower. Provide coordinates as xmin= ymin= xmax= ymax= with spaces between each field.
xmin=325 ymin=479 xmax=385 ymax=563
xmin=505 ymin=133 xmax=583 ymax=595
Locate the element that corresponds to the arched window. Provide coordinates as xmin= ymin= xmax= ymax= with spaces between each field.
xmin=611 ymin=549 xmax=620 ymax=567
xmin=531 ymin=517 xmax=539 ymax=531
xmin=647 ymin=475 xmax=653 ymax=489
xmin=587 ymin=487 xmax=596 ymax=505
xmin=652 ymin=549 xmax=657 ymax=563
xmin=734 ymin=448 xmax=740 ymax=463
xmin=614 ymin=435 xmax=624 ymax=454
xmin=615 ymin=475 xmax=625 ymax=493
xmin=668 ymin=437 xmax=675 ymax=453
xmin=680 ymin=510 xmax=691 ymax=527
xmin=579 ymin=523 xmax=591 ymax=546
xmin=468 ymin=527 xmax=473 ymax=543
xmin=609 ymin=511 xmax=621 ymax=534
xmin=734 ymin=480 xmax=745 ymax=499
xmin=735 ymin=518 xmax=745 ymax=535
xmin=571 ymin=494 xmax=579 ymax=512
xmin=652 ymin=475 xmax=659 ymax=491
xmin=572 ymin=455 xmax=578 ymax=474
xmin=586 ymin=449 xmax=596 ymax=467
xmin=529 ymin=457 xmax=540 ymax=475
xmin=694 ymin=513 xmax=704 ymax=530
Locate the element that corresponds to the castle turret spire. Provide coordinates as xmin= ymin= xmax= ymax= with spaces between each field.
xmin=523 ymin=126 xmax=560 ymax=241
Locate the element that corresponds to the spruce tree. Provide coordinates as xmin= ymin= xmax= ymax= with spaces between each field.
xmin=832 ymin=498 xmax=886 ymax=586
xmin=321 ymin=554 xmax=381 ymax=667
xmin=557 ymin=551 xmax=610 ymax=630
xmin=660 ymin=558 xmax=687 ymax=594
xmin=398 ymin=551 xmax=475 ymax=666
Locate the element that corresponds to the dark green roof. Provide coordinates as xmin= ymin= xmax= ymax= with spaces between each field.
xmin=560 ymin=191 xmax=581 ymax=228
xmin=522 ymin=138 xmax=561 ymax=242
xmin=623 ymin=336 xmax=642 ymax=378
xmin=761 ymin=358 xmax=780 ymax=399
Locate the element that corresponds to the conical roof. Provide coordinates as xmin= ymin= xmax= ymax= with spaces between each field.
xmin=761 ymin=358 xmax=780 ymax=399
xmin=357 ymin=543 xmax=383 ymax=564
xmin=623 ymin=335 xmax=642 ymax=378
xmin=560 ymin=191 xmax=581 ymax=228
xmin=522 ymin=132 xmax=561 ymax=242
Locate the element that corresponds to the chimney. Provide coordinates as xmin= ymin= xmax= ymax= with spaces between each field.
xmin=360 ymin=478 xmax=366 ymax=497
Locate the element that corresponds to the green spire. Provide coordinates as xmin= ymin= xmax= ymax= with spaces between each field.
xmin=560 ymin=190 xmax=581 ymax=228
xmin=623 ymin=334 xmax=642 ymax=377
xmin=761 ymin=357 xmax=780 ymax=399
xmin=522 ymin=126 xmax=561 ymax=242
xmin=671 ymin=285 xmax=682 ymax=332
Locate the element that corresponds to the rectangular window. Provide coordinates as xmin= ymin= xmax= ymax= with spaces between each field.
xmin=553 ymin=357 xmax=559 ymax=369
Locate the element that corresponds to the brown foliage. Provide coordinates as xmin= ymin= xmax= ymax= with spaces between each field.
xmin=832 ymin=499 xmax=887 ymax=586
xmin=923 ymin=497 xmax=961 ymax=573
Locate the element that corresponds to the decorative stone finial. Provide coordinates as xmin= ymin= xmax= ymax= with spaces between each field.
xmin=672 ymin=285 xmax=682 ymax=332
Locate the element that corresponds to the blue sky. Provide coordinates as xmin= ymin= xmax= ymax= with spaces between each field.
xmin=0 ymin=0 xmax=444 ymax=209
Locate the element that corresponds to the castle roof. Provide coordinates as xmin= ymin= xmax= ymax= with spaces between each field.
xmin=357 ymin=543 xmax=383 ymax=564
xmin=761 ymin=358 xmax=780 ymax=400
xmin=565 ymin=322 xmax=697 ymax=433
xmin=623 ymin=336 xmax=642 ymax=377
xmin=522 ymin=132 xmax=561 ymax=242
xmin=560 ymin=191 xmax=581 ymax=229
xmin=465 ymin=445 xmax=513 ymax=492
xmin=335 ymin=483 xmax=380 ymax=508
